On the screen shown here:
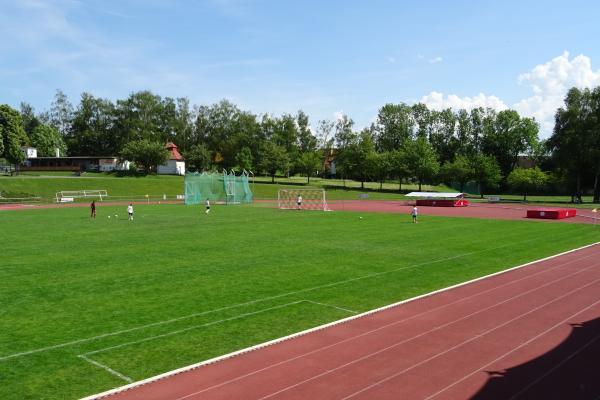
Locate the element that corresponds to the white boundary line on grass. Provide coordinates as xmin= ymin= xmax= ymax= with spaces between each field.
xmin=1 ymin=225 xmax=553 ymax=362
xmin=79 ymin=355 xmax=133 ymax=383
xmin=77 ymin=300 xmax=356 ymax=383
xmin=80 ymin=241 xmax=600 ymax=400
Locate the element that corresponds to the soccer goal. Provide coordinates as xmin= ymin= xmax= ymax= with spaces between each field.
xmin=55 ymin=190 xmax=108 ymax=203
xmin=278 ymin=188 xmax=329 ymax=211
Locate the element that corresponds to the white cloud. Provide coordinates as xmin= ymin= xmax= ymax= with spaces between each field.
xmin=514 ymin=51 xmax=600 ymax=134
xmin=420 ymin=52 xmax=600 ymax=137
xmin=420 ymin=91 xmax=508 ymax=112
xmin=428 ymin=56 xmax=443 ymax=64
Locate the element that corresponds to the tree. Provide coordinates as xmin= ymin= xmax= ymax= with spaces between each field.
xmin=403 ymin=137 xmax=440 ymax=191
xmin=298 ymin=151 xmax=322 ymax=183
xmin=507 ymin=167 xmax=549 ymax=201
xmin=471 ymin=154 xmax=502 ymax=198
xmin=482 ymin=109 xmax=539 ymax=179
xmin=70 ymin=93 xmax=117 ymax=155
xmin=373 ymin=103 xmax=414 ymax=152
xmin=371 ymin=152 xmax=393 ymax=190
xmin=48 ymin=89 xmax=74 ymax=137
xmin=20 ymin=102 xmax=41 ymax=136
xmin=297 ymin=110 xmax=317 ymax=153
xmin=119 ymin=140 xmax=169 ymax=174
xmin=30 ymin=124 xmax=67 ymax=157
xmin=235 ymin=146 xmax=253 ymax=172
xmin=440 ymin=155 xmax=474 ymax=193
xmin=390 ymin=148 xmax=410 ymax=191
xmin=428 ymin=108 xmax=459 ymax=164
xmin=258 ymin=141 xmax=289 ymax=183
xmin=185 ymin=143 xmax=212 ymax=172
xmin=0 ymin=104 xmax=28 ymax=172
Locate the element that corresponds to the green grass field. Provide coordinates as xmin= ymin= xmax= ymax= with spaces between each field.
xmin=1 ymin=204 xmax=599 ymax=399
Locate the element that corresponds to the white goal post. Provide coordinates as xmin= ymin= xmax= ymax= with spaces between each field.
xmin=55 ymin=190 xmax=108 ymax=203
xmin=278 ymin=188 xmax=329 ymax=211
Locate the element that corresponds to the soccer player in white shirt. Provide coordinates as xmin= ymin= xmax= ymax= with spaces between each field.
xmin=127 ymin=203 xmax=134 ymax=221
xmin=205 ymin=198 xmax=210 ymax=215
xmin=297 ymin=195 xmax=302 ymax=210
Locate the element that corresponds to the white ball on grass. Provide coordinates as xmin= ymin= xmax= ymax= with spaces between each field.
xmin=108 ymin=216 xmax=111 ymax=219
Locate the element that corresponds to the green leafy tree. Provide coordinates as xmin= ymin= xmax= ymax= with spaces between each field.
xmin=428 ymin=108 xmax=459 ymax=164
xmin=30 ymin=124 xmax=67 ymax=157
xmin=371 ymin=151 xmax=393 ymax=190
xmin=471 ymin=154 xmax=502 ymax=198
xmin=48 ymin=89 xmax=74 ymax=138
xmin=70 ymin=93 xmax=117 ymax=155
xmin=507 ymin=167 xmax=549 ymax=201
xmin=235 ymin=146 xmax=253 ymax=172
xmin=373 ymin=103 xmax=414 ymax=151
xmin=119 ymin=140 xmax=169 ymax=174
xmin=297 ymin=110 xmax=317 ymax=153
xmin=298 ymin=151 xmax=322 ymax=183
xmin=0 ymin=104 xmax=28 ymax=172
xmin=482 ymin=109 xmax=539 ymax=178
xmin=403 ymin=137 xmax=440 ymax=191
xmin=20 ymin=102 xmax=41 ymax=136
xmin=185 ymin=143 xmax=212 ymax=172
xmin=440 ymin=155 xmax=474 ymax=193
xmin=390 ymin=148 xmax=410 ymax=191
xmin=258 ymin=141 xmax=289 ymax=183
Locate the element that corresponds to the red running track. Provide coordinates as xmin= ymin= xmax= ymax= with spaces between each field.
xmin=89 ymin=243 xmax=600 ymax=400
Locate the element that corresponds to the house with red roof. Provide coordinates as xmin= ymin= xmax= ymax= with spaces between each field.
xmin=158 ymin=142 xmax=186 ymax=175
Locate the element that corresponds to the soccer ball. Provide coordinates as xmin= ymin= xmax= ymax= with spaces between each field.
xmin=359 ymin=216 xmax=363 ymax=219
xmin=108 ymin=216 xmax=111 ymax=219
xmin=115 ymin=215 xmax=118 ymax=218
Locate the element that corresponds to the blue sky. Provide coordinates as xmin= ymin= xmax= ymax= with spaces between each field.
xmin=2 ymin=0 xmax=600 ymax=137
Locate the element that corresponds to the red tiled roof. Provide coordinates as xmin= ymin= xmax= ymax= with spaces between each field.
xmin=165 ymin=142 xmax=184 ymax=161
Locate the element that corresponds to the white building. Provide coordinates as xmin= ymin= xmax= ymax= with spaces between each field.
xmin=21 ymin=147 xmax=37 ymax=159
xmin=158 ymin=142 xmax=185 ymax=175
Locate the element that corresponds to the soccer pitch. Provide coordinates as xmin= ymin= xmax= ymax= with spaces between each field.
xmin=1 ymin=204 xmax=598 ymax=399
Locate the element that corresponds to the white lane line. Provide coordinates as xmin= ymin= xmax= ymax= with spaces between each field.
xmin=258 ymin=260 xmax=600 ymax=400
xmin=342 ymin=277 xmax=600 ymax=400
xmin=82 ymin=242 xmax=600 ymax=400
xmin=305 ymin=300 xmax=358 ymax=314
xmin=169 ymin=252 xmax=599 ymax=400
xmin=1 ymin=227 xmax=554 ymax=362
xmin=426 ymin=300 xmax=600 ymax=400
xmin=508 ymin=331 xmax=600 ymax=400
xmin=79 ymin=355 xmax=133 ymax=383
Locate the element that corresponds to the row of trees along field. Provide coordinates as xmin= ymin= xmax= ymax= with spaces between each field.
xmin=1 ymin=87 xmax=599 ymax=202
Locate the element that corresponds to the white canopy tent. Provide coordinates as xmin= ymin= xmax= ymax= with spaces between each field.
xmin=405 ymin=192 xmax=464 ymax=198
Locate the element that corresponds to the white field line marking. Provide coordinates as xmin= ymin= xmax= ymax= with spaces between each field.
xmin=81 ymin=301 xmax=305 ymax=357
xmin=82 ymin=299 xmax=357 ymax=359
xmin=79 ymin=355 xmax=133 ymax=383
xmin=305 ymin=300 xmax=358 ymax=314
xmin=82 ymin=242 xmax=600 ymax=400
xmin=1 ymin=226 xmax=559 ymax=361
xmin=169 ymin=252 xmax=599 ymax=400
xmin=426 ymin=299 xmax=600 ymax=400
xmin=258 ymin=260 xmax=600 ymax=400
xmin=77 ymin=299 xmax=356 ymax=383
xmin=342 ymin=276 xmax=600 ymax=400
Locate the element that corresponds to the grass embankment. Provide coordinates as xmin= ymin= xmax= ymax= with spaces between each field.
xmin=0 ymin=204 xmax=598 ymax=399
xmin=0 ymin=174 xmax=442 ymax=202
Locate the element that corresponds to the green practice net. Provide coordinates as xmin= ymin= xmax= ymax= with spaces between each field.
xmin=184 ymin=170 xmax=253 ymax=205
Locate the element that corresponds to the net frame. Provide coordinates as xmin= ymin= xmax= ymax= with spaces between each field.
xmin=184 ymin=170 xmax=253 ymax=205
xmin=278 ymin=188 xmax=329 ymax=211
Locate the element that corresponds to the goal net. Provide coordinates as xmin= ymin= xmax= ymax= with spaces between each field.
xmin=278 ymin=188 xmax=329 ymax=211
xmin=184 ymin=170 xmax=253 ymax=205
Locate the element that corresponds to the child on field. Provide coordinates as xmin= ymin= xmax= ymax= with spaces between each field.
xmin=127 ymin=203 xmax=134 ymax=221
xmin=297 ymin=195 xmax=303 ymax=210
xmin=90 ymin=201 xmax=96 ymax=219
xmin=205 ymin=198 xmax=210 ymax=215
xmin=411 ymin=206 xmax=418 ymax=223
